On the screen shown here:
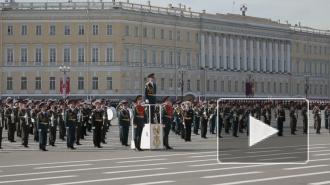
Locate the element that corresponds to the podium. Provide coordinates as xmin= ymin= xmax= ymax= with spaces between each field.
xmin=131 ymin=104 xmax=164 ymax=150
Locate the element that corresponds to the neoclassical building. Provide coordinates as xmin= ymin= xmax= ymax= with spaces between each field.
xmin=0 ymin=1 xmax=329 ymax=100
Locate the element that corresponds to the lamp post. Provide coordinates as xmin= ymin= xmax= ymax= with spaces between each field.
xmin=59 ymin=66 xmax=71 ymax=99
xmin=304 ymin=74 xmax=310 ymax=99
xmin=178 ymin=68 xmax=186 ymax=102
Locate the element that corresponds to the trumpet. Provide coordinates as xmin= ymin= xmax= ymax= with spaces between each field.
xmin=25 ymin=111 xmax=29 ymax=125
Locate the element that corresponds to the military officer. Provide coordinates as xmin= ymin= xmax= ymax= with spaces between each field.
xmin=47 ymin=100 xmax=58 ymax=146
xmin=208 ymin=101 xmax=216 ymax=135
xmin=216 ymin=102 xmax=223 ymax=138
xmin=223 ymin=102 xmax=231 ymax=134
xmin=276 ymin=102 xmax=286 ymax=136
xmin=237 ymin=103 xmax=245 ymax=133
xmin=161 ymin=96 xmax=173 ymax=149
xmin=75 ymin=101 xmax=83 ymax=145
xmin=262 ymin=102 xmax=272 ymax=125
xmin=82 ymin=102 xmax=90 ymax=138
xmin=173 ymin=101 xmax=182 ymax=135
xmin=31 ymin=100 xmax=41 ymax=142
xmin=66 ymin=100 xmax=77 ymax=150
xmin=289 ymin=102 xmax=298 ymax=135
xmin=200 ymin=101 xmax=209 ymax=139
xmin=118 ymin=100 xmax=130 ymax=146
xmin=183 ymin=101 xmax=194 ymax=141
xmin=302 ymin=103 xmax=308 ymax=134
xmin=230 ymin=104 xmax=239 ymax=137
xmin=15 ymin=100 xmax=22 ymax=138
xmin=57 ymin=100 xmax=66 ymax=141
xmin=193 ymin=102 xmax=201 ymax=135
xmin=91 ymin=100 xmax=104 ymax=148
xmin=324 ymin=104 xmax=329 ymax=130
xmin=144 ymin=73 xmax=157 ymax=123
xmin=313 ymin=103 xmax=321 ymax=134
xmin=37 ymin=102 xmax=49 ymax=151
xmin=0 ymin=100 xmax=4 ymax=148
xmin=133 ymin=95 xmax=146 ymax=151
xmin=18 ymin=99 xmax=31 ymax=147
xmin=5 ymin=97 xmax=16 ymax=142
xmin=101 ymin=100 xmax=109 ymax=144
xmin=327 ymin=106 xmax=330 ymax=133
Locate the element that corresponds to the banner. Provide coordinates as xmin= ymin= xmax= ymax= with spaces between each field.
xmin=60 ymin=77 xmax=70 ymax=94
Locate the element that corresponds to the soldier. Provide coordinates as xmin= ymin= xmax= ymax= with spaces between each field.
xmin=238 ymin=103 xmax=245 ymax=133
xmin=118 ymin=100 xmax=130 ymax=146
xmin=0 ymin=100 xmax=4 ymax=149
xmin=47 ymin=100 xmax=58 ymax=146
xmin=324 ymin=104 xmax=329 ymax=130
xmin=133 ymin=95 xmax=146 ymax=151
xmin=216 ymin=102 xmax=223 ymax=138
xmin=208 ymin=101 xmax=216 ymax=135
xmin=255 ymin=102 xmax=262 ymax=120
xmin=276 ymin=102 xmax=286 ymax=136
xmin=173 ymin=101 xmax=182 ymax=135
xmin=18 ymin=99 xmax=31 ymax=147
xmin=4 ymin=97 xmax=16 ymax=142
xmin=289 ymin=102 xmax=298 ymax=135
xmin=328 ymin=106 xmax=330 ymax=133
xmin=91 ymin=100 xmax=104 ymax=148
xmin=223 ymin=102 xmax=231 ymax=134
xmin=162 ymin=96 xmax=173 ymax=149
xmin=66 ymin=100 xmax=77 ymax=150
xmin=57 ymin=100 xmax=66 ymax=141
xmin=82 ymin=102 xmax=90 ymax=138
xmin=144 ymin=73 xmax=157 ymax=124
xmin=193 ymin=102 xmax=201 ymax=135
xmin=31 ymin=100 xmax=41 ymax=142
xmin=245 ymin=104 xmax=252 ymax=136
xmin=313 ymin=103 xmax=321 ymax=134
xmin=200 ymin=101 xmax=209 ymax=139
xmin=302 ymin=103 xmax=308 ymax=134
xmin=230 ymin=104 xmax=239 ymax=137
xmin=37 ymin=102 xmax=49 ymax=151
xmin=262 ymin=102 xmax=271 ymax=125
xmin=180 ymin=103 xmax=186 ymax=140
xmin=16 ymin=100 xmax=22 ymax=138
xmin=183 ymin=101 xmax=194 ymax=142
xmin=101 ymin=100 xmax=109 ymax=144
xmin=155 ymin=101 xmax=161 ymax=123
xmin=75 ymin=101 xmax=83 ymax=146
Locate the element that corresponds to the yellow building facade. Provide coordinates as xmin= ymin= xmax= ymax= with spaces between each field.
xmin=0 ymin=1 xmax=329 ymax=100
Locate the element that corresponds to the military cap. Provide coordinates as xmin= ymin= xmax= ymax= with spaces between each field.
xmin=39 ymin=102 xmax=47 ymax=108
xmin=120 ymin=100 xmax=128 ymax=105
xmin=202 ymin=101 xmax=207 ymax=104
xmin=147 ymin=73 xmax=155 ymax=78
xmin=5 ymin=97 xmax=13 ymax=104
xmin=163 ymin=96 xmax=170 ymax=103
xmin=33 ymin=100 xmax=41 ymax=105
xmin=93 ymin=99 xmax=101 ymax=105
xmin=68 ymin=99 xmax=76 ymax=105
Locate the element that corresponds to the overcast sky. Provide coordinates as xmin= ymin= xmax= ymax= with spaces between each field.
xmin=15 ymin=0 xmax=329 ymax=30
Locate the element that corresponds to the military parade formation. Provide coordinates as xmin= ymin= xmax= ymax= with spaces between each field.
xmin=0 ymin=73 xmax=330 ymax=152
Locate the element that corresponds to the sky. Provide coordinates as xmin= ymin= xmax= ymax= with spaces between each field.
xmin=15 ymin=0 xmax=329 ymax=30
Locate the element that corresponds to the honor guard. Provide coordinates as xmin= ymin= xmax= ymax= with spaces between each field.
xmin=200 ymin=101 xmax=209 ymax=139
xmin=162 ymin=96 xmax=173 ymax=149
xmin=37 ymin=102 xmax=49 ymax=151
xmin=66 ymin=100 xmax=77 ymax=150
xmin=133 ymin=95 xmax=146 ymax=151
xmin=276 ymin=102 xmax=286 ymax=136
xmin=230 ymin=104 xmax=239 ymax=137
xmin=18 ymin=99 xmax=31 ymax=147
xmin=144 ymin=73 xmax=157 ymax=123
xmin=0 ymin=100 xmax=3 ymax=148
xmin=193 ymin=102 xmax=201 ymax=135
xmin=183 ymin=101 xmax=194 ymax=142
xmin=5 ymin=97 xmax=16 ymax=142
xmin=208 ymin=101 xmax=216 ymax=135
xmin=313 ymin=103 xmax=321 ymax=134
xmin=301 ymin=103 xmax=308 ymax=134
xmin=118 ymin=100 xmax=130 ymax=146
xmin=91 ymin=100 xmax=104 ymax=148
xmin=57 ymin=100 xmax=66 ymax=141
xmin=47 ymin=100 xmax=58 ymax=146
xmin=262 ymin=102 xmax=272 ymax=125
xmin=31 ymin=100 xmax=41 ymax=142
xmin=289 ymin=102 xmax=298 ymax=135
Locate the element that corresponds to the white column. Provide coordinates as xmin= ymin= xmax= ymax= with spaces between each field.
xmin=275 ymin=41 xmax=279 ymax=73
xmin=201 ymin=33 xmax=205 ymax=68
xmin=215 ymin=34 xmax=220 ymax=69
xmin=208 ymin=33 xmax=212 ymax=68
xmin=222 ymin=35 xmax=227 ymax=70
xmin=243 ymin=37 xmax=247 ymax=71
xmin=287 ymin=43 xmax=291 ymax=73
xmin=268 ymin=41 xmax=273 ymax=72
xmin=280 ymin=42 xmax=285 ymax=73
xmin=256 ymin=39 xmax=260 ymax=71
xmin=230 ymin=36 xmax=234 ymax=70
xmin=249 ymin=38 xmax=254 ymax=71
xmin=236 ymin=37 xmax=240 ymax=71
xmin=263 ymin=40 xmax=267 ymax=72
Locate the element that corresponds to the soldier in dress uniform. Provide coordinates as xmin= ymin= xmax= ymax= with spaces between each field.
xmin=37 ymin=102 xmax=49 ymax=151
xmin=262 ymin=102 xmax=272 ymax=125
xmin=327 ymin=106 xmax=330 ymax=133
xmin=91 ymin=100 xmax=104 ymax=148
xmin=155 ymin=101 xmax=161 ymax=123
xmin=75 ymin=100 xmax=83 ymax=146
xmin=57 ymin=100 xmax=66 ymax=141
xmin=5 ymin=97 xmax=16 ymax=142
xmin=216 ymin=102 xmax=223 ymax=138
xmin=245 ymin=104 xmax=252 ymax=136
xmin=255 ymin=102 xmax=262 ymax=120
xmin=324 ymin=104 xmax=329 ymax=130
xmin=82 ymin=102 xmax=90 ymax=138
xmin=66 ymin=100 xmax=77 ymax=150
xmin=18 ymin=99 xmax=31 ymax=147
xmin=118 ymin=100 xmax=130 ymax=146
xmin=101 ymin=100 xmax=109 ymax=144
xmin=313 ymin=103 xmax=321 ymax=134
xmin=276 ymin=102 xmax=286 ymax=136
xmin=173 ymin=101 xmax=182 ymax=136
xmin=133 ymin=95 xmax=146 ymax=151
xmin=208 ymin=101 xmax=216 ymax=135
xmin=47 ymin=100 xmax=58 ymax=146
xmin=301 ymin=102 xmax=308 ymax=134
xmin=289 ymin=102 xmax=298 ymax=135
xmin=31 ymin=100 xmax=41 ymax=142
xmin=162 ymin=96 xmax=173 ymax=149
xmin=183 ymin=101 xmax=194 ymax=141
xmin=0 ymin=100 xmax=4 ymax=149
xmin=193 ymin=102 xmax=201 ymax=135
xmin=237 ymin=103 xmax=245 ymax=133
xmin=200 ymin=101 xmax=209 ymax=139
xmin=15 ymin=100 xmax=22 ymax=138
xmin=144 ymin=73 xmax=157 ymax=123
xmin=223 ymin=102 xmax=231 ymax=134
xmin=230 ymin=104 xmax=239 ymax=137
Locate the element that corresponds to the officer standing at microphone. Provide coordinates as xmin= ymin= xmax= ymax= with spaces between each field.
xmin=144 ymin=73 xmax=157 ymax=123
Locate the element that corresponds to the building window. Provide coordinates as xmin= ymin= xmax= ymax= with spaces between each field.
xmin=285 ymin=83 xmax=289 ymax=93
xmin=169 ymin=51 xmax=174 ymax=65
xmin=134 ymin=48 xmax=140 ymax=63
xmin=125 ymin=25 xmax=130 ymax=36
xmin=169 ymin=30 xmax=173 ymax=40
xmin=255 ymin=82 xmax=258 ymax=93
xmin=310 ymin=84 xmax=312 ymax=94
xmin=134 ymin=27 xmax=139 ymax=37
xmin=160 ymin=50 xmax=165 ymax=65
xmin=49 ymin=77 xmax=55 ymax=90
xmin=36 ymin=25 xmax=42 ymax=35
xmin=303 ymin=45 xmax=306 ymax=53
xmin=186 ymin=52 xmax=191 ymax=66
xmin=297 ymin=84 xmax=300 ymax=94
xmin=125 ymin=48 xmax=130 ymax=62
xmin=325 ymin=64 xmax=328 ymax=75
xmin=261 ymin=82 xmax=265 ymax=93
xmin=21 ymin=25 xmax=27 ymax=35
xmin=78 ymin=48 xmax=85 ymax=63
xmin=195 ymin=33 xmax=199 ymax=43
xmin=197 ymin=79 xmax=200 ymax=91
xmin=126 ymin=79 xmax=130 ymax=90
xmin=242 ymin=81 xmax=245 ymax=92
xmin=320 ymin=63 xmax=323 ymax=75
xmin=235 ymin=81 xmax=238 ymax=92
xmin=7 ymin=25 xmax=13 ymax=35
xmin=187 ymin=79 xmax=191 ymax=91
xmin=320 ymin=46 xmax=322 ymax=54
xmin=92 ymin=77 xmax=98 ymax=90
xmin=215 ymin=80 xmax=218 ymax=92
xmin=35 ymin=48 xmax=42 ymax=63
xmin=143 ymin=48 xmax=148 ymax=63
xmin=325 ymin=85 xmax=328 ymax=95
xmin=92 ymin=47 xmax=99 ymax=62
xmin=106 ymin=47 xmax=114 ymax=62
xmin=273 ymin=82 xmax=277 ymax=93
xmin=107 ymin=25 xmax=113 ymax=35
xmin=161 ymin=78 xmax=165 ymax=90
xmin=152 ymin=28 xmax=156 ymax=38
xmin=297 ymin=61 xmax=300 ymax=74
xmin=314 ymin=85 xmax=317 ymax=94
xmin=78 ymin=77 xmax=84 ymax=90
xmin=92 ymin=25 xmax=99 ymax=35
xmin=320 ymin=85 xmax=323 ymax=95
xmin=221 ymin=81 xmax=225 ymax=92
xmin=134 ymin=77 xmax=139 ymax=90
xmin=207 ymin=80 xmax=210 ymax=91
xmin=64 ymin=25 xmax=70 ymax=35
xmin=64 ymin=48 xmax=71 ymax=63
xmin=6 ymin=48 xmax=14 ymax=63
xmin=196 ymin=53 xmax=200 ymax=67
xmin=143 ymin=27 xmax=148 ymax=38
xmin=35 ymin=77 xmax=41 ymax=90
xmin=169 ymin=78 xmax=173 ymax=90
xmin=279 ymin=82 xmax=283 ymax=93
xmin=21 ymin=77 xmax=27 ymax=90
xmin=161 ymin=29 xmax=165 ymax=39
xmin=177 ymin=51 xmax=181 ymax=65
xmin=177 ymin=31 xmax=181 ymax=41
xmin=7 ymin=77 xmax=13 ymax=90
xmin=107 ymin=77 xmax=113 ymax=90
xmin=314 ymin=46 xmax=317 ymax=54
xmin=50 ymin=25 xmax=56 ymax=35
xmin=78 ymin=25 xmax=85 ymax=35
xmin=152 ymin=49 xmax=157 ymax=64
xmin=49 ymin=48 xmax=56 ymax=62
xmin=228 ymin=80 xmax=232 ymax=92
xmin=267 ymin=82 xmax=271 ymax=93
xmin=187 ymin=32 xmax=191 ymax=42
xmin=20 ymin=48 xmax=28 ymax=63
xmin=296 ymin=43 xmax=299 ymax=53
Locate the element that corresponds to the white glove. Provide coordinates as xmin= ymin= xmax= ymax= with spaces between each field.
xmin=38 ymin=129 xmax=41 ymax=131
xmin=77 ymin=113 xmax=82 ymax=117
xmin=145 ymin=99 xmax=149 ymax=104
xmin=92 ymin=127 xmax=95 ymax=129
xmin=66 ymin=127 xmax=69 ymax=129
xmin=24 ymin=115 xmax=28 ymax=119
xmin=11 ymin=114 xmax=14 ymax=117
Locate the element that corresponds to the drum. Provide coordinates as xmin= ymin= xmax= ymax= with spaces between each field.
xmin=107 ymin=107 xmax=117 ymax=120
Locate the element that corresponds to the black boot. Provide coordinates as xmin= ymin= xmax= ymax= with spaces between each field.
xmin=134 ymin=139 xmax=141 ymax=151
xmin=137 ymin=137 xmax=144 ymax=151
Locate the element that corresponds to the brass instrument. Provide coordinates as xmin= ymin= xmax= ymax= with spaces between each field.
xmin=25 ymin=111 xmax=29 ymax=125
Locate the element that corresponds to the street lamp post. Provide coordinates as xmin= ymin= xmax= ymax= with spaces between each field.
xmin=59 ymin=66 xmax=70 ymax=121
xmin=304 ymin=74 xmax=310 ymax=99
xmin=178 ymin=68 xmax=186 ymax=102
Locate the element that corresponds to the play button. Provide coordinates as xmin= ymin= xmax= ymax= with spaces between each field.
xmin=249 ymin=116 xmax=278 ymax=147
